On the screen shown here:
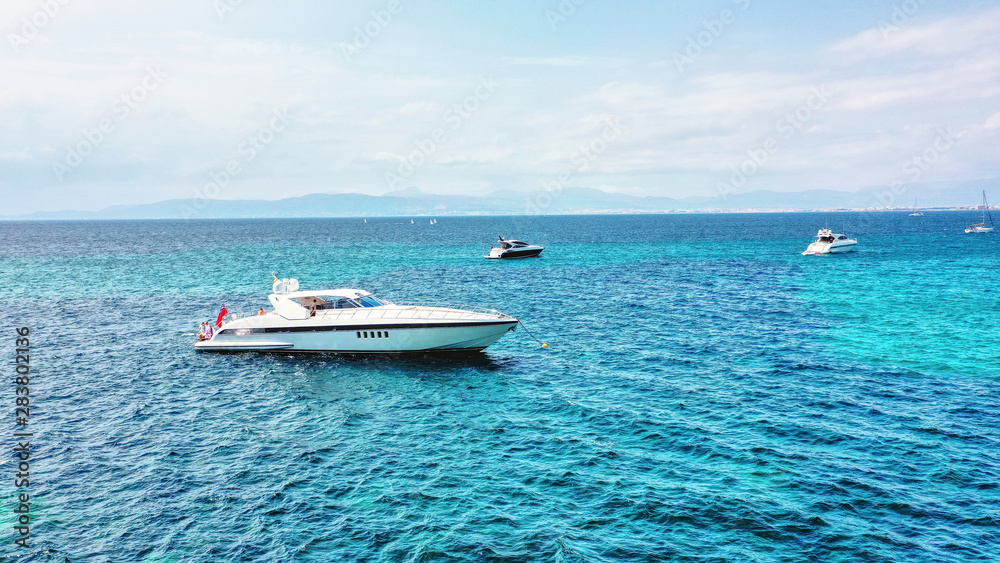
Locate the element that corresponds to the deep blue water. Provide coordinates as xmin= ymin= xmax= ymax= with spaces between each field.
xmin=2 ymin=213 xmax=999 ymax=562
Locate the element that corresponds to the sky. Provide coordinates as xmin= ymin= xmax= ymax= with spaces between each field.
xmin=2 ymin=0 xmax=999 ymax=214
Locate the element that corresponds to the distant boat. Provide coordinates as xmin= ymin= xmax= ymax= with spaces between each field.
xmin=486 ymin=236 xmax=544 ymax=259
xmin=802 ymin=228 xmax=857 ymax=255
xmin=965 ymin=191 xmax=994 ymax=233
xmin=909 ymin=198 xmax=923 ymax=216
xmin=411 ymin=219 xmax=414 ymax=224
xmin=364 ymin=218 xmax=367 ymax=223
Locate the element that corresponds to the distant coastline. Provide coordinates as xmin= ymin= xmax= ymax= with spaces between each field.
xmin=3 ymin=182 xmax=997 ymax=221
xmin=2 ymin=208 xmax=987 ymax=222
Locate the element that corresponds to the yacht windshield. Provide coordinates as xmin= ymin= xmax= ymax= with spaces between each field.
xmin=359 ymin=295 xmax=387 ymax=307
xmin=292 ymin=294 xmax=389 ymax=309
xmin=294 ymin=296 xmax=360 ymax=309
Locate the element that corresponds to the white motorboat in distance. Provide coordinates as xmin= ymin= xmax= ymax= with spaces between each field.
xmin=802 ymin=228 xmax=857 ymax=255
xmin=195 ymin=278 xmax=518 ymax=354
xmin=485 ymin=236 xmax=544 ymax=259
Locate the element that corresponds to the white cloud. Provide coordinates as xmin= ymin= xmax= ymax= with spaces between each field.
xmin=829 ymin=6 xmax=1000 ymax=62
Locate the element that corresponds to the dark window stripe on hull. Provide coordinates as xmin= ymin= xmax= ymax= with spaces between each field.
xmin=201 ymin=347 xmax=490 ymax=355
xmin=218 ymin=320 xmax=518 ymax=335
xmin=499 ymin=249 xmax=542 ymax=258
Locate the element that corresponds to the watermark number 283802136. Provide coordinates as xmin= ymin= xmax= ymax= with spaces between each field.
xmin=12 ymin=326 xmax=33 ymax=549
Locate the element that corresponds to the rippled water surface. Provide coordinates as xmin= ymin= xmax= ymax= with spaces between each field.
xmin=2 ymin=213 xmax=998 ymax=561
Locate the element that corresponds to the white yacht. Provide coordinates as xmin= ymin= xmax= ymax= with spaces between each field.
xmin=485 ymin=236 xmax=544 ymax=259
xmin=195 ymin=278 xmax=518 ymax=353
xmin=802 ymin=228 xmax=857 ymax=255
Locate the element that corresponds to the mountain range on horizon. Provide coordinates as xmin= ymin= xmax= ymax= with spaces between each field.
xmin=5 ymin=179 xmax=999 ymax=220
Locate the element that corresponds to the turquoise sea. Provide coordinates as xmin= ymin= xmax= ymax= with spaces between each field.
xmin=2 ymin=213 xmax=999 ymax=561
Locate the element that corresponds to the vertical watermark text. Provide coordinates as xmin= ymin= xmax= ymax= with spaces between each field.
xmin=12 ymin=327 xmax=33 ymax=549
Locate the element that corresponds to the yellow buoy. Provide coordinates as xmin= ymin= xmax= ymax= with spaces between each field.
xmin=542 ymin=343 xmax=548 ymax=348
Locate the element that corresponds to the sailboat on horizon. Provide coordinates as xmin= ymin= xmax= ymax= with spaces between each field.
xmin=965 ymin=191 xmax=994 ymax=233
xmin=909 ymin=198 xmax=923 ymax=216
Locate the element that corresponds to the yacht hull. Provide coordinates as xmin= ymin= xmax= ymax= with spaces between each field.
xmin=802 ymin=241 xmax=857 ymax=255
xmin=485 ymin=247 xmax=543 ymax=259
xmin=195 ymin=320 xmax=517 ymax=353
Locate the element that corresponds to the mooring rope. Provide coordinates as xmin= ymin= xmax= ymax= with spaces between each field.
xmin=518 ymin=320 xmax=548 ymax=349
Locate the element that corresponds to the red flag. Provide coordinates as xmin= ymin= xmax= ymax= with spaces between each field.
xmin=215 ymin=305 xmax=228 ymax=328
